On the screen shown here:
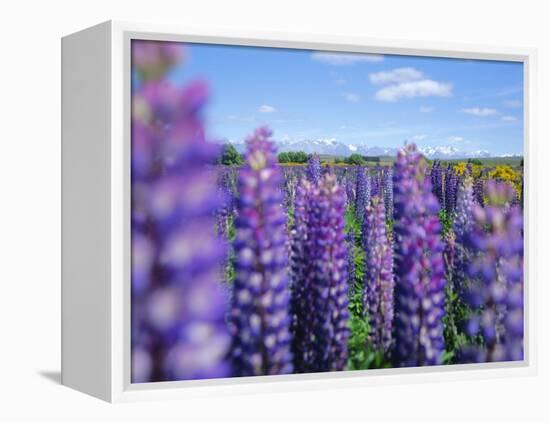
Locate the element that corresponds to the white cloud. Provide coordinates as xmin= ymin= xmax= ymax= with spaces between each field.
xmin=369 ymin=67 xmax=424 ymax=85
xmin=258 ymin=104 xmax=277 ymax=113
xmin=501 ymin=115 xmax=518 ymax=122
xmin=343 ymin=92 xmax=360 ymax=103
xmin=369 ymin=67 xmax=451 ymax=102
xmin=335 ymin=78 xmax=347 ymax=85
xmin=461 ymin=107 xmax=499 ymax=117
xmin=311 ymin=51 xmax=384 ymax=66
xmin=420 ymin=106 xmax=434 ymax=113
xmin=375 ymin=80 xmax=452 ymax=102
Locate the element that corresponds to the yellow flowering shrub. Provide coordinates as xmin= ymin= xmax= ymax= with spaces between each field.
xmin=488 ymin=165 xmax=522 ymax=200
xmin=454 ymin=162 xmax=467 ymax=176
xmin=489 ymin=165 xmax=520 ymax=183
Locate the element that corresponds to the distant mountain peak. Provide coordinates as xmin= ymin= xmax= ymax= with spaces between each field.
xmin=224 ymin=138 xmax=497 ymax=159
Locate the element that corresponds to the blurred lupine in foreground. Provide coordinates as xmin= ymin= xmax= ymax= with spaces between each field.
xmin=445 ymin=165 xmax=458 ymax=216
xmin=383 ymin=167 xmax=393 ymax=221
xmin=392 ymin=144 xmax=446 ymax=367
xmin=131 ymin=41 xmax=231 ymax=382
xmin=431 ymin=160 xmax=445 ymax=208
xmin=306 ymin=153 xmax=322 ymax=185
xmin=355 ymin=167 xmax=371 ymax=226
xmin=132 ymin=40 xmax=183 ymax=82
xmin=290 ymin=174 xmax=350 ymax=372
xmin=363 ymin=196 xmax=394 ymax=353
xmin=229 ymin=127 xmax=294 ymax=376
xmin=459 ymin=181 xmax=524 ymax=363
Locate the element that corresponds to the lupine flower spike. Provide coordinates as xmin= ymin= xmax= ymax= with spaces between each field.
xmin=290 ymin=174 xmax=350 ymax=372
xmin=392 ymin=143 xmax=446 ymax=367
xmin=431 ymin=160 xmax=445 ymax=208
xmin=383 ymin=166 xmax=394 ymax=221
xmin=363 ymin=196 xmax=394 ymax=353
xmin=355 ymin=167 xmax=371 ymax=226
xmin=306 ymin=153 xmax=322 ymax=185
xmin=131 ymin=40 xmax=230 ymax=382
xmin=445 ymin=165 xmax=458 ymax=216
xmin=230 ymin=127 xmax=294 ymax=376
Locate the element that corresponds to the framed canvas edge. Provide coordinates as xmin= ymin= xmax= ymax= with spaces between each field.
xmin=107 ymin=19 xmax=538 ymax=403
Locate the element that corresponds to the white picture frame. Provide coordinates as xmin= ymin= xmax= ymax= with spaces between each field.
xmin=61 ymin=20 xmax=538 ymax=403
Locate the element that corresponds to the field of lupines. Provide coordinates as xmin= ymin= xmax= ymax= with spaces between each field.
xmin=131 ymin=40 xmax=524 ymax=383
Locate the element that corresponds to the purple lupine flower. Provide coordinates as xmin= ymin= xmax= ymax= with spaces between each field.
xmin=445 ymin=165 xmax=458 ymax=216
xmin=392 ymin=144 xmax=446 ymax=367
xmin=216 ymin=179 xmax=234 ymax=240
xmin=371 ymin=170 xmax=381 ymax=198
xmin=355 ymin=167 xmax=371 ymax=225
xmin=290 ymin=174 xmax=350 ymax=372
xmin=219 ymin=166 xmax=238 ymax=214
xmin=283 ymin=170 xmax=298 ymax=212
xmin=458 ymin=181 xmax=524 ymax=363
xmin=383 ymin=166 xmax=393 ymax=221
xmin=473 ymin=176 xmax=484 ymax=206
xmin=306 ymin=153 xmax=322 ymax=185
xmin=131 ymin=41 xmax=230 ymax=382
xmin=289 ymin=180 xmax=312 ymax=373
xmin=334 ymin=166 xmax=347 ymax=185
xmin=229 ymin=127 xmax=294 ymax=376
xmin=363 ymin=196 xmax=394 ymax=352
xmin=431 ymin=161 xmax=445 ymax=208
xmin=451 ymin=176 xmax=475 ymax=295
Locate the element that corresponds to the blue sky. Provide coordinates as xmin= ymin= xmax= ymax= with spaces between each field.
xmin=162 ymin=42 xmax=524 ymax=156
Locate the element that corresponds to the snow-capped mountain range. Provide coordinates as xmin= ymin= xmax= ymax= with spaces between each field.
xmin=225 ymin=138 xmax=513 ymax=159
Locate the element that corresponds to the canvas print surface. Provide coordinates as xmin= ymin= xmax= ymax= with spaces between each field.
xmin=130 ymin=39 xmax=524 ymax=383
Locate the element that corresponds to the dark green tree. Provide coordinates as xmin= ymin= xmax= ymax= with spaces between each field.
xmin=346 ymin=154 xmax=366 ymax=165
xmin=278 ymin=152 xmax=290 ymax=163
xmin=278 ymin=151 xmax=309 ymax=163
xmin=468 ymin=158 xmax=483 ymax=166
xmin=220 ymin=144 xmax=244 ymax=165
